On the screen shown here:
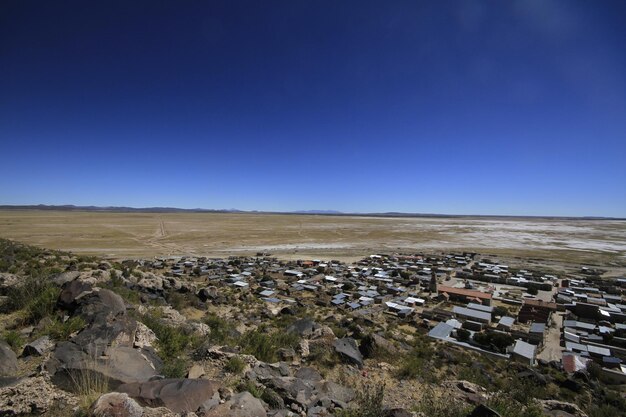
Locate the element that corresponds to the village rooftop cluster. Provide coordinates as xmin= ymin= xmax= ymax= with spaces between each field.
xmin=128 ymin=251 xmax=626 ymax=382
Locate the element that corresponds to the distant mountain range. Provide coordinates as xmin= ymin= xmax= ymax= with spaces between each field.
xmin=0 ymin=204 xmax=622 ymax=220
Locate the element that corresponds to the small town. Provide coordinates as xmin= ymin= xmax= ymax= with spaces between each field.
xmin=127 ymin=251 xmax=626 ymax=382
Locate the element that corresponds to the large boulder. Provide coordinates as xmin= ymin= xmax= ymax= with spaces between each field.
xmin=57 ymin=279 xmax=93 ymax=310
xmin=203 ymin=391 xmax=267 ymax=417
xmin=332 ymin=338 xmax=363 ymax=368
xmin=0 ymin=376 xmax=77 ymax=415
xmin=0 ymin=340 xmax=18 ymax=377
xmin=117 ymin=378 xmax=222 ymax=413
xmin=52 ymin=271 xmax=81 ymax=286
xmin=48 ymin=289 xmax=161 ymax=391
xmin=360 ymin=334 xmax=398 ymax=358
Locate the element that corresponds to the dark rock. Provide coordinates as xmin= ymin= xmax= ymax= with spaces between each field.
xmin=197 ymin=286 xmax=218 ymax=302
xmin=0 ymin=340 xmax=18 ymax=377
xmin=280 ymin=307 xmax=295 ymax=315
xmin=48 ymin=290 xmax=161 ymax=390
xmin=333 ymin=338 xmax=363 ymax=368
xmin=467 ymin=404 xmax=502 ymax=417
xmin=286 ymin=319 xmax=318 ymax=337
xmin=22 ymin=336 xmax=55 ymax=357
xmin=57 ymin=279 xmax=93 ymax=310
xmin=559 ymin=377 xmax=582 ymax=392
xmin=118 ymin=378 xmax=221 ymax=413
xmin=360 ymin=333 xmax=398 ymax=358
xmin=277 ymin=348 xmax=296 ymax=362
xmin=203 ymin=391 xmax=267 ymax=417
xmin=295 ymin=367 xmax=322 ymax=382
xmin=387 ymin=409 xmax=413 ymax=417
xmin=74 ymin=288 xmax=126 ymax=324
xmin=307 ymin=406 xmax=330 ymax=416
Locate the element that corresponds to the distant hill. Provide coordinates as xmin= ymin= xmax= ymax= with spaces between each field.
xmin=0 ymin=204 xmax=621 ymax=220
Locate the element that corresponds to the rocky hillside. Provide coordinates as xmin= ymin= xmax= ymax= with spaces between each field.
xmin=0 ymin=238 xmax=624 ymax=417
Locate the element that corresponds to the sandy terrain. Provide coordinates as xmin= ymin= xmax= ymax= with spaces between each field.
xmin=0 ymin=210 xmax=624 ymax=269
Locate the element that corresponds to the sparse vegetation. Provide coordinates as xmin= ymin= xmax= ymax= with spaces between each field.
xmin=225 ymin=356 xmax=246 ymax=374
xmin=239 ymin=327 xmax=300 ymax=362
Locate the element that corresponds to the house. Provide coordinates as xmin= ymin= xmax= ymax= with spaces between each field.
xmin=518 ymin=299 xmax=557 ymax=323
xmin=437 ymin=285 xmax=492 ymax=306
xmin=511 ymin=340 xmax=537 ymax=366
xmin=428 ymin=322 xmax=454 ymax=340
xmin=497 ymin=316 xmax=515 ymax=331
xmin=529 ymin=323 xmax=546 ymax=345
xmin=452 ymin=306 xmax=492 ymax=324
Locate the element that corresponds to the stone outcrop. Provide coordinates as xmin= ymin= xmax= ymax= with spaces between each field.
xmin=48 ymin=288 xmax=161 ymax=391
xmin=0 ymin=340 xmax=18 ymax=377
xmin=117 ymin=378 xmax=222 ymax=413
xmin=203 ymin=391 xmax=267 ymax=417
xmin=332 ymin=338 xmax=363 ymax=368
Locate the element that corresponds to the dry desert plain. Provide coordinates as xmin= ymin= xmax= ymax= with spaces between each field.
xmin=0 ymin=210 xmax=625 ymax=274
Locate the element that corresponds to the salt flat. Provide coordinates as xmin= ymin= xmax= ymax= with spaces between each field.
xmin=0 ymin=210 xmax=624 ymax=270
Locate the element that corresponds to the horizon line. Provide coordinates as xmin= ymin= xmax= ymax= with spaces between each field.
xmin=0 ymin=204 xmax=623 ymax=221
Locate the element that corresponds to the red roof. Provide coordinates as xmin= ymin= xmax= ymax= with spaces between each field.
xmin=437 ymin=285 xmax=492 ymax=300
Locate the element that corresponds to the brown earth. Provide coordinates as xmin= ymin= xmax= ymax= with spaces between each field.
xmin=0 ymin=210 xmax=624 ymax=271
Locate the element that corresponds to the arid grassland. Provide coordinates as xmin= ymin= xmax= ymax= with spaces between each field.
xmin=0 ymin=210 xmax=624 ymax=268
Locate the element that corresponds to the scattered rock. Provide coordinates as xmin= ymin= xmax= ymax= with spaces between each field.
xmin=332 ymin=338 xmax=363 ymax=368
xmin=467 ymin=404 xmax=502 ymax=417
xmin=286 ymin=319 xmax=318 ymax=337
xmin=540 ymin=400 xmax=588 ymax=417
xmin=22 ymin=335 xmax=55 ymax=357
xmin=118 ymin=378 xmax=221 ymax=413
xmin=197 ymin=287 xmax=218 ymax=302
xmin=57 ymin=279 xmax=93 ymax=310
xmin=0 ymin=340 xmax=18 ymax=377
xmin=360 ymin=333 xmax=398 ymax=358
xmin=203 ymin=391 xmax=267 ymax=417
xmin=134 ymin=321 xmax=158 ymax=349
xmin=52 ymin=271 xmax=81 ymax=286
xmin=187 ymin=364 xmax=205 ymax=379
xmin=0 ymin=376 xmax=77 ymax=415
xmin=0 ymin=273 xmax=20 ymax=290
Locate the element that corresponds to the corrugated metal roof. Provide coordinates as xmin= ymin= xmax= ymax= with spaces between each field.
xmin=467 ymin=303 xmax=493 ymax=313
xmin=453 ymin=306 xmax=491 ymax=322
xmin=498 ymin=316 xmax=515 ymax=327
xmin=513 ymin=340 xmax=536 ymax=359
xmin=428 ymin=322 xmax=454 ymax=339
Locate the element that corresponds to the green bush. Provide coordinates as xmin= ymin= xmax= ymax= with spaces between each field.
xmin=225 ymin=356 xmax=246 ymax=374
xmin=161 ymin=357 xmax=189 ymax=378
xmin=204 ymin=313 xmax=237 ymax=345
xmin=141 ymin=313 xmax=198 ymax=358
xmin=336 ymin=383 xmax=386 ymax=417
xmin=44 ymin=316 xmax=86 ymax=340
xmin=240 ymin=328 xmax=299 ymax=362
xmin=2 ymin=330 xmax=24 ymax=353
xmin=26 ymin=284 xmax=61 ymax=324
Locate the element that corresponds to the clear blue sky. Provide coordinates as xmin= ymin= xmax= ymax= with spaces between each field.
xmin=1 ymin=1 xmax=625 ymax=216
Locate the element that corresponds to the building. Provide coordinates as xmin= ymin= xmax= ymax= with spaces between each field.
xmin=452 ymin=306 xmax=492 ymax=324
xmin=438 ymin=285 xmax=493 ymax=306
xmin=511 ymin=340 xmax=537 ymax=366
